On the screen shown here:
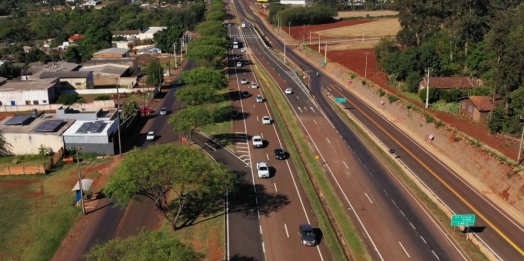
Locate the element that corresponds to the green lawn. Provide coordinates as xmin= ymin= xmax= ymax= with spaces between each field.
xmin=200 ymin=89 xmax=234 ymax=149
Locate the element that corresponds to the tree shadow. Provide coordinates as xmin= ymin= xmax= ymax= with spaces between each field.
xmin=210 ymin=132 xmax=252 ymax=147
xmin=229 ymin=254 xmax=259 ymax=261
xmin=313 ymin=228 xmax=324 ymax=245
xmin=175 ymin=190 xmax=226 ymax=229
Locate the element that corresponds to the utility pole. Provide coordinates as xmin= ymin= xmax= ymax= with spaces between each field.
xmin=302 ymin=24 xmax=305 ymax=44
xmin=74 ymin=147 xmax=85 ymax=215
xmin=284 ymin=42 xmax=286 ymax=64
xmin=288 ymin=22 xmax=291 ymax=36
xmin=362 ymin=27 xmax=365 ymax=42
xmin=116 ymin=79 xmax=122 ymax=155
xmin=318 ymin=34 xmax=321 ymax=53
xmin=174 ymin=43 xmax=178 ymax=69
xmin=324 ymin=42 xmax=327 ymax=63
xmin=425 ymin=68 xmax=431 ymax=109
xmin=517 ymin=117 xmax=524 ymax=163
xmin=309 ymin=31 xmax=312 ymax=45
xmin=364 ymin=51 xmax=370 ymax=77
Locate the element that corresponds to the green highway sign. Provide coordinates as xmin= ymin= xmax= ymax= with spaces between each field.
xmin=334 ymin=98 xmax=347 ymax=103
xmin=321 ymin=61 xmax=327 ymax=66
xmin=451 ymin=214 xmax=476 ymax=226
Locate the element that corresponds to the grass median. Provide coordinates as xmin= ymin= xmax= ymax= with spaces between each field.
xmin=325 ymin=94 xmax=489 ymax=261
xmin=251 ymin=61 xmax=371 ymax=260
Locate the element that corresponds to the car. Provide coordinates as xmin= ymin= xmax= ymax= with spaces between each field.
xmin=146 ymin=131 xmax=155 ymax=141
xmin=251 ymin=82 xmax=258 ymax=88
xmin=231 ymin=109 xmax=239 ymax=118
xmin=236 ymin=62 xmax=242 ymax=67
xmin=284 ymin=88 xmax=293 ymax=94
xmin=257 ymin=162 xmax=270 ymax=178
xmin=274 ymin=148 xmax=286 ymax=160
xmin=299 ymin=223 xmax=317 ymax=246
xmin=235 ymin=55 xmax=242 ymax=60
xmin=241 ymin=47 xmax=246 ymax=52
xmin=252 ymin=135 xmax=263 ymax=148
xmin=242 ymin=91 xmax=250 ymax=97
xmin=160 ymin=108 xmax=167 ymax=115
xmin=262 ymin=116 xmax=271 ymax=125
xmin=241 ymin=78 xmax=248 ymax=84
xmin=140 ymin=107 xmax=153 ymax=114
xmin=256 ymin=94 xmax=264 ymax=103
xmin=244 ymin=60 xmax=250 ymax=65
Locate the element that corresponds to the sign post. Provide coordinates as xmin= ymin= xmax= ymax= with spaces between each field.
xmin=451 ymin=214 xmax=476 ymax=226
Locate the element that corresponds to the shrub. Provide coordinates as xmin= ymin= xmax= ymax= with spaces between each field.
xmin=387 ymin=95 xmax=399 ymax=103
xmin=57 ymin=94 xmax=79 ymax=105
xmin=94 ymin=95 xmax=111 ymax=101
xmin=378 ymin=89 xmax=385 ymax=97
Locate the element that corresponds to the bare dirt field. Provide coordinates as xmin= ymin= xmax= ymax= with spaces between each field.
xmin=326 ymin=40 xmax=381 ymax=51
xmin=336 ymin=10 xmax=399 ymax=19
xmin=318 ymin=18 xmax=401 ymax=38
xmin=288 ymin=20 xmax=374 ymax=41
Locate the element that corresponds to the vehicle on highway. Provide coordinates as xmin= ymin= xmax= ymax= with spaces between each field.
xmin=274 ymin=148 xmax=286 ymax=160
xmin=299 ymin=224 xmax=317 ymax=246
xmin=256 ymin=94 xmax=264 ymax=103
xmin=242 ymin=91 xmax=250 ymax=97
xmin=251 ymin=82 xmax=258 ymax=88
xmin=231 ymin=109 xmax=239 ymax=118
xmin=244 ymin=60 xmax=250 ymax=65
xmin=252 ymin=135 xmax=263 ymax=148
xmin=241 ymin=78 xmax=248 ymax=84
xmin=262 ymin=116 xmax=271 ymax=125
xmin=140 ymin=107 xmax=153 ymax=114
xmin=257 ymin=162 xmax=269 ymax=178
xmin=242 ymin=22 xmax=246 ymax=28
xmin=160 ymin=108 xmax=167 ymax=115
xmin=236 ymin=62 xmax=242 ymax=67
xmin=241 ymin=48 xmax=246 ymax=52
xmin=284 ymin=88 xmax=293 ymax=94
xmin=146 ymin=131 xmax=155 ymax=141
xmin=235 ymin=54 xmax=242 ymax=60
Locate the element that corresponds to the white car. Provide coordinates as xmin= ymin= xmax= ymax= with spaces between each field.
xmin=256 ymin=94 xmax=264 ymax=103
xmin=146 ymin=131 xmax=155 ymax=141
xmin=252 ymin=135 xmax=263 ymax=148
xmin=241 ymin=48 xmax=246 ymax=52
xmin=284 ymin=88 xmax=293 ymax=94
xmin=262 ymin=116 xmax=271 ymax=125
xmin=257 ymin=162 xmax=270 ymax=178
xmin=251 ymin=82 xmax=258 ymax=88
xmin=236 ymin=62 xmax=242 ymax=67
xmin=241 ymin=78 xmax=248 ymax=84
xmin=160 ymin=108 xmax=167 ymax=115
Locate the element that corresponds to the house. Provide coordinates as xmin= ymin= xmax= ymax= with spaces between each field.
xmin=112 ymin=30 xmax=141 ymax=40
xmin=21 ymin=61 xmax=81 ymax=81
xmin=112 ymin=41 xmax=133 ymax=49
xmin=418 ymin=77 xmax=482 ymax=93
xmin=459 ymin=96 xmax=498 ymax=123
xmin=0 ymin=111 xmax=74 ymax=155
xmin=92 ymin=48 xmax=130 ymax=59
xmin=83 ymin=58 xmax=137 ymax=68
xmin=79 ymin=64 xmax=132 ymax=86
xmin=39 ymin=71 xmax=94 ymax=90
xmin=0 ymin=77 xmax=61 ymax=106
xmin=135 ymin=45 xmax=162 ymax=55
xmin=0 ymin=77 xmax=7 ymax=85
xmin=60 ymin=106 xmax=120 ymax=155
xmin=68 ymin=34 xmax=84 ymax=43
xmin=138 ymin=27 xmax=167 ymax=40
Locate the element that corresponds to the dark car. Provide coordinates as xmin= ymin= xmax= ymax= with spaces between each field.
xmin=275 ymin=148 xmax=286 ymax=160
xmin=299 ymin=223 xmax=316 ymax=246
xmin=242 ymin=91 xmax=250 ymax=98
xmin=231 ymin=109 xmax=239 ymax=118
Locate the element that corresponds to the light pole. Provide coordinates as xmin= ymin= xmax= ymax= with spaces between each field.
xmin=173 ymin=43 xmax=178 ymax=69
xmin=288 ymin=22 xmax=291 ymax=36
xmin=364 ymin=51 xmax=370 ymax=77
xmin=324 ymin=42 xmax=327 ymax=63
xmin=517 ymin=117 xmax=524 ymax=163
xmin=309 ymin=31 xmax=312 ymax=45
xmin=284 ymin=42 xmax=286 ymax=64
xmin=115 ymin=78 xmax=122 ymax=155
xmin=425 ymin=68 xmax=431 ymax=109
xmin=73 ymin=147 xmax=85 ymax=215
xmin=318 ymin=34 xmax=321 ymax=53
xmin=302 ymin=24 xmax=305 ymax=44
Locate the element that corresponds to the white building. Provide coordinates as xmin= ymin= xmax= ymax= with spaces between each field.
xmin=0 ymin=78 xmax=60 ymax=106
xmin=139 ymin=27 xmax=167 ymax=40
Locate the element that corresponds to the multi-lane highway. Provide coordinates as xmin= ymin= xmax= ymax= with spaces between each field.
xmin=233 ymin=0 xmax=524 ymax=260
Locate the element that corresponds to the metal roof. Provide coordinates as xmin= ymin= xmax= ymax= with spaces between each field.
xmin=93 ymin=48 xmax=129 ymax=55
xmin=39 ymin=71 xmax=92 ymax=79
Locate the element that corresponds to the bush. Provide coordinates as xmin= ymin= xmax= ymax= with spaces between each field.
xmin=387 ymin=94 xmax=399 ymax=103
xmin=94 ymin=95 xmax=111 ymax=101
xmin=57 ymin=94 xmax=79 ymax=105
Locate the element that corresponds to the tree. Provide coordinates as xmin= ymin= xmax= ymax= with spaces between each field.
xmin=205 ymin=11 xmax=226 ymax=22
xmin=189 ymin=36 xmax=230 ymax=50
xmin=64 ymin=46 xmax=82 ymax=64
xmin=84 ymin=230 xmax=204 ymax=261
xmin=186 ymin=45 xmax=226 ymax=68
xmin=0 ymin=131 xmax=11 ymax=156
xmin=153 ymin=26 xmax=184 ymax=54
xmin=194 ymin=21 xmax=226 ymax=38
xmin=146 ymin=59 xmax=164 ymax=86
xmin=57 ymin=94 xmax=79 ymax=105
xmin=103 ymin=144 xmax=234 ymax=229
xmin=176 ymin=85 xmax=217 ymax=106
xmin=121 ymin=101 xmax=138 ymax=121
xmin=179 ymin=67 xmax=226 ymax=89
xmin=168 ymin=106 xmax=214 ymax=141
xmin=0 ymin=63 xmax=18 ymax=79
xmin=82 ymin=25 xmax=112 ymax=54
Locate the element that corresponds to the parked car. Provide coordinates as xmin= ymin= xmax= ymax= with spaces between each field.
xmin=256 ymin=94 xmax=264 ymax=103
xmin=241 ymin=78 xmax=248 ymax=84
xmin=146 ymin=131 xmax=155 ymax=141
xmin=274 ymin=148 xmax=286 ymax=160
xmin=257 ymin=162 xmax=270 ymax=178
xmin=299 ymin=223 xmax=317 ymax=246
xmin=160 ymin=108 xmax=167 ymax=115
xmin=251 ymin=82 xmax=258 ymax=88
xmin=262 ymin=116 xmax=271 ymax=125
xmin=141 ymin=107 xmax=153 ymax=114
xmin=285 ymin=88 xmax=293 ymax=94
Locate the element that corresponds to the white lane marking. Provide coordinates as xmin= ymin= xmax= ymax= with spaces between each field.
xmin=383 ymin=189 xmax=388 ymax=196
xmin=313 ymin=119 xmax=317 ymax=124
xmin=260 ymin=225 xmax=263 ymax=234
xmin=257 ymin=116 xmax=259 ymax=121
xmin=253 ymin=104 xmax=255 ymax=108
xmin=326 ymin=138 xmax=331 ymax=144
xmin=343 ymin=161 xmax=348 ymax=169
xmin=296 ymin=96 xmax=299 ymax=99
xmin=399 ymin=242 xmax=410 ymax=258
xmin=410 ymin=222 xmax=416 ymax=230
xmin=310 ymin=107 xmax=315 ymax=113
xmin=284 ymin=223 xmax=289 ymax=238
xmin=400 ymin=210 xmax=406 ymax=217
xmin=340 ymin=135 xmax=343 ymax=139
xmin=365 ymin=193 xmax=373 ymax=204
xmin=262 ymin=242 xmax=265 ymax=253
xmin=261 ymin=133 xmax=264 ymax=139
xmin=297 ymin=107 xmax=302 ymax=112
xmin=266 ymin=153 xmax=269 ymax=161
xmin=274 ymin=183 xmax=278 ymax=192
xmin=420 ymin=236 xmax=427 ymax=244
xmin=432 ymin=250 xmax=439 ymax=260
xmin=304 ymin=107 xmax=308 ymax=111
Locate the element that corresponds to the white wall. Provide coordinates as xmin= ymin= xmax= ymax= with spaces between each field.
xmin=62 ymin=87 xmax=154 ymax=95
xmin=0 ymin=100 xmax=116 ymax=112
xmin=0 ymin=89 xmax=50 ymax=106
xmin=4 ymin=133 xmax=63 ymax=155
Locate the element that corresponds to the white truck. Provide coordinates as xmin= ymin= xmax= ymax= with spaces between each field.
xmin=252 ymin=135 xmax=263 ymax=148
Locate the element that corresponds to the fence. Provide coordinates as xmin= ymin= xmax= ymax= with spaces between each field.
xmin=0 ymin=100 xmax=116 ymax=112
xmin=0 ymin=148 xmax=65 ymax=175
xmin=62 ymin=87 xmax=155 ymax=95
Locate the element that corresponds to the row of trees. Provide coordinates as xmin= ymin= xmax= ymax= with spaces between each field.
xmin=268 ymin=4 xmax=337 ymax=26
xmin=374 ymin=1 xmax=524 ymax=134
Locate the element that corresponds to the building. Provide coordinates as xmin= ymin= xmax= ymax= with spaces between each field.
xmin=0 ymin=111 xmax=74 ymax=155
xmin=39 ymin=71 xmax=94 ymax=90
xmin=60 ymin=106 xmax=120 ymax=155
xmin=138 ymin=27 xmax=167 ymax=40
xmin=112 ymin=41 xmax=133 ymax=49
xmin=135 ymin=45 xmax=162 ymax=55
xmin=21 ymin=61 xmax=81 ymax=81
xmin=459 ymin=96 xmax=498 ymax=123
xmin=0 ymin=77 xmax=6 ymax=86
xmin=418 ymin=77 xmax=482 ymax=93
xmin=112 ymin=30 xmax=140 ymax=41
xmin=92 ymin=48 xmax=130 ymax=59
xmin=0 ymin=78 xmax=60 ymax=106
xmin=80 ymin=64 xmax=132 ymax=86
xmin=68 ymin=34 xmax=84 ymax=43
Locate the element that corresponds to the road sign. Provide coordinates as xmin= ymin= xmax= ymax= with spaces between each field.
xmin=451 ymin=214 xmax=476 ymax=226
xmin=334 ymin=98 xmax=347 ymax=103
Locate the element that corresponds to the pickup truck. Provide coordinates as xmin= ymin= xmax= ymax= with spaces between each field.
xmin=252 ymin=135 xmax=263 ymax=148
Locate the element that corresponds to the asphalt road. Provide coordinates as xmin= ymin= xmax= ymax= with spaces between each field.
xmin=236 ymin=2 xmax=524 ymax=260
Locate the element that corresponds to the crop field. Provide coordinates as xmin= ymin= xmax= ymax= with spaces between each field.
xmin=318 ymin=18 xmax=401 ymax=38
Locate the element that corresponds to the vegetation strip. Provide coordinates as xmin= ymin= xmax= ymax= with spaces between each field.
xmin=252 ymin=60 xmax=371 ymax=260
xmin=325 ymin=92 xmax=489 ymax=261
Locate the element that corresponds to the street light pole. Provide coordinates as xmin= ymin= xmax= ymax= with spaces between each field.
xmin=288 ymin=22 xmax=291 ymax=36
xmin=364 ymin=51 xmax=370 ymax=77
xmin=324 ymin=42 xmax=327 ymax=63
xmin=318 ymin=34 xmax=320 ymax=53
xmin=74 ymin=147 xmax=85 ymax=215
xmin=284 ymin=42 xmax=286 ymax=64
xmin=116 ymin=79 xmax=122 ymax=156
xmin=425 ymin=68 xmax=431 ymax=109
xmin=174 ymin=43 xmax=178 ymax=69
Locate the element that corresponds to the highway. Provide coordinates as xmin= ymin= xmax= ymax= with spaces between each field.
xmin=235 ymin=0 xmax=524 ymax=260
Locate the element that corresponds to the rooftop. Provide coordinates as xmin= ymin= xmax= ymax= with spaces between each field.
xmin=419 ymin=77 xmax=480 ymax=89
xmin=39 ymin=71 xmax=92 ymax=79
xmin=112 ymin=30 xmax=141 ymax=35
xmin=63 ymin=119 xmax=115 ymax=136
xmin=468 ymin=96 xmax=496 ymax=112
xmin=80 ymin=63 xmax=130 ymax=76
xmin=141 ymin=27 xmax=167 ymax=35
xmin=68 ymin=34 xmax=84 ymax=42
xmin=25 ymin=61 xmax=81 ymax=78
xmin=0 ymin=77 xmax=6 ymax=83
xmin=0 ymin=113 xmax=74 ymax=135
xmin=0 ymin=78 xmax=58 ymax=91
xmin=93 ymin=48 xmax=129 ymax=56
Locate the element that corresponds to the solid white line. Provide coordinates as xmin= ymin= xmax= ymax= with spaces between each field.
xmin=253 ymin=104 xmax=255 ymax=108
xmin=284 ymin=223 xmax=289 ymax=238
xmin=400 ymin=210 xmax=405 ymax=217
xmin=326 ymin=138 xmax=331 ymax=144
xmin=261 ymin=133 xmax=263 ymax=139
xmin=260 ymin=225 xmax=263 ymax=234
xmin=365 ymin=193 xmax=373 ymax=204
xmin=257 ymin=116 xmax=259 ymax=121
xmin=313 ymin=119 xmax=317 ymax=124
xmin=262 ymin=242 xmax=265 ymax=253
xmin=343 ymin=161 xmax=348 ymax=169
xmin=274 ymin=183 xmax=278 ymax=192
xmin=399 ymin=242 xmax=410 ymax=258
xmin=420 ymin=236 xmax=427 ymax=244
xmin=296 ymin=96 xmax=299 ymax=99
xmin=383 ymin=189 xmax=388 ymax=196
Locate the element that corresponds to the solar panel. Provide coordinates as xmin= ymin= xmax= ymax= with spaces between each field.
xmin=86 ymin=121 xmax=107 ymax=133
xmin=4 ymin=115 xmax=33 ymax=126
xmin=33 ymin=120 xmax=64 ymax=132
xmin=76 ymin=122 xmax=93 ymax=133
